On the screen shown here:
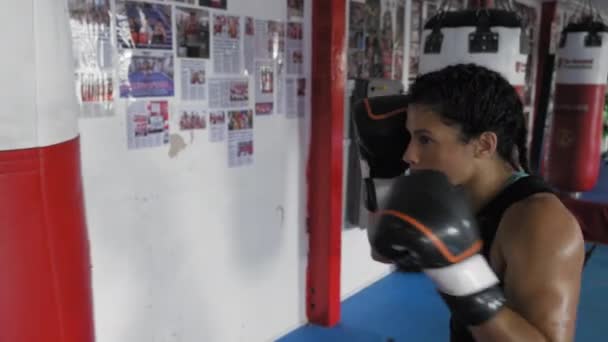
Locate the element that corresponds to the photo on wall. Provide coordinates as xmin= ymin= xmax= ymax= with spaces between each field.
xmin=176 ymin=6 xmax=210 ymax=59
xmin=119 ymin=50 xmax=174 ymax=98
xmin=287 ymin=0 xmax=304 ymax=19
xmin=178 ymin=105 xmax=207 ymax=131
xmin=347 ymin=0 xmax=406 ymax=81
xmin=68 ymin=0 xmax=115 ymax=116
xmin=116 ymin=1 xmax=173 ymax=50
xmin=200 ymin=0 xmax=227 ymax=9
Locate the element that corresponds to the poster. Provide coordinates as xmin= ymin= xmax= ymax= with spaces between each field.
xmin=176 ymin=6 xmax=210 ymax=59
xmin=243 ymin=18 xmax=285 ymax=114
xmin=244 ymin=17 xmax=256 ymax=74
xmin=127 ymin=100 xmax=170 ymax=149
xmin=209 ymin=111 xmax=227 ymax=142
xmin=244 ymin=19 xmax=284 ymax=75
xmin=275 ymin=65 xmax=286 ymax=114
xmin=275 ymin=22 xmax=287 ymax=114
xmin=178 ymin=104 xmax=207 ymax=130
xmin=348 ymin=0 xmax=406 ymax=80
xmin=347 ymin=1 xmax=367 ymax=79
xmin=286 ymin=22 xmax=303 ymax=75
xmin=285 ymin=78 xmax=305 ymax=118
xmin=208 ymin=78 xmax=249 ymax=109
xmin=116 ymin=1 xmax=173 ymax=50
xmin=181 ymin=59 xmax=207 ymax=100
xmin=213 ymin=14 xmax=242 ymax=74
xmin=67 ymin=0 xmax=114 ymax=117
xmin=200 ymin=0 xmax=227 ymax=9
xmin=512 ymin=2 xmax=539 ymax=109
xmin=119 ymin=50 xmax=174 ymax=98
xmin=227 ymin=109 xmax=254 ymax=167
xmin=255 ymin=60 xmax=275 ymax=115
xmin=287 ymin=0 xmax=304 ymax=20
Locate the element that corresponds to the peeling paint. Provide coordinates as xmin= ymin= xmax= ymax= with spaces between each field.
xmin=168 ymin=134 xmax=187 ymax=158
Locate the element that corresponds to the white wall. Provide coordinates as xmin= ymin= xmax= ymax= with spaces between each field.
xmin=74 ymin=0 xmax=404 ymax=340
xmin=78 ymin=0 xmax=314 ymax=341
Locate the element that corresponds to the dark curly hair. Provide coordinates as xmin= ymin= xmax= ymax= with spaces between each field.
xmin=407 ymin=63 xmax=529 ymax=172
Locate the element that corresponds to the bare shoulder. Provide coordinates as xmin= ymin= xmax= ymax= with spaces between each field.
xmin=495 ymin=194 xmax=585 ymax=341
xmin=499 ymin=192 xmax=584 ymax=263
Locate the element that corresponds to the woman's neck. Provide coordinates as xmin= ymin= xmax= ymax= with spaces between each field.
xmin=464 ymin=161 xmax=515 ymax=213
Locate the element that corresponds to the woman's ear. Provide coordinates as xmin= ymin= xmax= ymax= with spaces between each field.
xmin=474 ymin=132 xmax=498 ymax=158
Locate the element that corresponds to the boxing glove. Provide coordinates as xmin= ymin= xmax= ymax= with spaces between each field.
xmin=369 ymin=170 xmax=506 ymax=326
xmin=351 ymin=95 xmax=410 ymax=180
xmin=351 ymin=95 xmax=410 ymax=213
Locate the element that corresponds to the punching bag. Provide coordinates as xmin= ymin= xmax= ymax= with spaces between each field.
xmin=546 ymin=18 xmax=608 ymax=192
xmin=0 ymin=1 xmax=95 ymax=341
xmin=419 ymin=9 xmax=528 ymax=98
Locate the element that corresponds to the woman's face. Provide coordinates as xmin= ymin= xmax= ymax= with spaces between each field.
xmin=404 ymin=104 xmax=477 ymax=185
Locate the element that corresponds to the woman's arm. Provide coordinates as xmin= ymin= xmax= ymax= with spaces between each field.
xmin=470 ymin=194 xmax=585 ymax=342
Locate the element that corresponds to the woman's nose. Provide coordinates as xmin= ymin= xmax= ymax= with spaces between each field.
xmin=403 ymin=143 xmax=418 ymax=166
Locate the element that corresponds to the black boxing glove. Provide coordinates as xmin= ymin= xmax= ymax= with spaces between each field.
xmin=351 ymin=95 xmax=410 ymax=212
xmin=351 ymin=95 xmax=410 ymax=179
xmin=369 ymin=170 xmax=506 ymax=326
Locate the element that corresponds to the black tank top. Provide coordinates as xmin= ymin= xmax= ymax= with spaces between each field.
xmin=449 ymin=175 xmax=554 ymax=342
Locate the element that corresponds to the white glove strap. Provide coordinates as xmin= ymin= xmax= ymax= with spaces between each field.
xmin=423 ymin=254 xmax=500 ymax=297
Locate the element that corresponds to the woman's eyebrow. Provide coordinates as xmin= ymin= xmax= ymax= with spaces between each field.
xmin=412 ymin=129 xmax=432 ymax=135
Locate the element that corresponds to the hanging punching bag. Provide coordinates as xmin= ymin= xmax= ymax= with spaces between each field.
xmin=0 ymin=1 xmax=95 ymax=341
xmin=419 ymin=8 xmax=528 ymax=98
xmin=546 ymin=18 xmax=608 ymax=192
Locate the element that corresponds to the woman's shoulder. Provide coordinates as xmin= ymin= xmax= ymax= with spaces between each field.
xmin=499 ymin=192 xmax=583 ymax=253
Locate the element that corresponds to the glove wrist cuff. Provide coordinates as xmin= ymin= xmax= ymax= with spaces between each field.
xmin=424 ymin=254 xmax=499 ymax=296
xmin=439 ymin=284 xmax=506 ymax=326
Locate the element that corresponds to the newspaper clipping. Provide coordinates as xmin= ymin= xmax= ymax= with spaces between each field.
xmin=127 ymin=100 xmax=170 ymax=149
xmin=285 ymin=78 xmax=305 ymax=118
xmin=227 ymin=109 xmax=254 ymax=167
xmin=286 ymin=22 xmax=303 ymax=75
xmin=255 ymin=60 xmax=275 ymax=115
xmin=244 ymin=17 xmax=256 ymax=75
xmin=209 ymin=111 xmax=227 ymax=142
xmin=181 ymin=59 xmax=207 ymax=101
xmin=212 ymin=14 xmax=242 ymax=74
xmin=208 ymin=78 xmax=249 ymax=109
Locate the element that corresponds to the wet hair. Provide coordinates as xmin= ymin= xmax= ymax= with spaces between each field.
xmin=407 ymin=63 xmax=529 ymax=172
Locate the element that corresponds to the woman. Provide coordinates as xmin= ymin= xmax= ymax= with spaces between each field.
xmin=376 ymin=63 xmax=585 ymax=341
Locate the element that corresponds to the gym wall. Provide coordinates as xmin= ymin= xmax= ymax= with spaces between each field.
xmin=67 ymin=0 xmax=358 ymax=340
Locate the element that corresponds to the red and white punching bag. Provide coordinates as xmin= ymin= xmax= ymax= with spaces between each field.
xmin=0 ymin=1 xmax=95 ymax=341
xmin=546 ymin=19 xmax=608 ymax=192
xmin=419 ymin=9 xmax=528 ymax=98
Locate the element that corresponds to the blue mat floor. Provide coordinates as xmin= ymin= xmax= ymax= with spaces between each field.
xmin=278 ymin=244 xmax=608 ymax=342
xmin=279 ymin=163 xmax=608 ymax=341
